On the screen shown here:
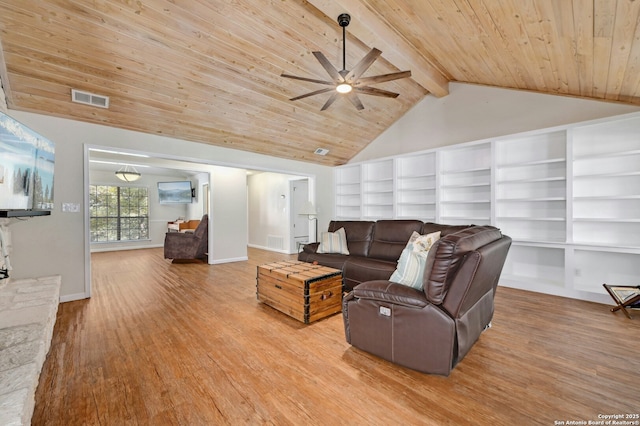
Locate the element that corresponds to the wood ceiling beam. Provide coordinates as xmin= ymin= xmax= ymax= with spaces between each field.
xmin=307 ymin=0 xmax=450 ymax=97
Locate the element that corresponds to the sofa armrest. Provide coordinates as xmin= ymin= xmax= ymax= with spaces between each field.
xmin=352 ymin=280 xmax=429 ymax=309
xmin=302 ymin=242 xmax=320 ymax=254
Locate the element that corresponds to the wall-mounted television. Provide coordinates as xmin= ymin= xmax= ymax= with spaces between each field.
xmin=0 ymin=111 xmax=55 ymax=217
xmin=158 ymin=181 xmax=193 ymax=204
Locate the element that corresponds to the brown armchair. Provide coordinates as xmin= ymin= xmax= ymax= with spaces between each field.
xmin=164 ymin=214 xmax=208 ymax=261
xmin=342 ymin=226 xmax=511 ymax=376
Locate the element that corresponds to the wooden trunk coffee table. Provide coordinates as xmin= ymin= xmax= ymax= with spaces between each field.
xmin=256 ymin=261 xmax=342 ymax=324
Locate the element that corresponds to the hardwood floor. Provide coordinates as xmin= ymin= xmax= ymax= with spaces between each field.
xmin=33 ymin=248 xmax=640 ymax=425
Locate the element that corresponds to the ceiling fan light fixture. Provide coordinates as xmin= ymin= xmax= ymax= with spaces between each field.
xmin=281 ymin=13 xmax=411 ymax=110
xmin=336 ymin=83 xmax=352 ymax=94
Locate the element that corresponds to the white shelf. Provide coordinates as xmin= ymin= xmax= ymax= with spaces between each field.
xmin=364 ymin=178 xmax=393 ymax=183
xmin=497 ymin=157 xmax=566 ymax=168
xmin=496 ymin=176 xmax=565 ymax=184
xmin=497 ymin=216 xmax=565 ymax=221
xmin=497 ymin=197 xmax=566 ymax=202
xmin=573 ymin=171 xmax=640 ymax=179
xmin=398 ymin=186 xmax=436 ymax=192
xmin=574 ymin=194 xmax=640 ymax=200
xmin=397 ymin=172 xmax=436 ymax=179
xmin=573 ymin=149 xmax=640 ymax=161
xmin=509 ymin=238 xmax=567 ymax=245
xmin=441 ymin=182 xmax=491 ymax=188
xmin=441 ymin=216 xmax=491 ymax=221
xmin=442 ymin=167 xmax=491 ymax=174
xmin=573 ymin=218 xmax=640 ymax=223
xmin=441 ymin=199 xmax=491 ymax=204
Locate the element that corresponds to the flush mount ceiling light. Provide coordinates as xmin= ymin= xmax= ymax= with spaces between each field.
xmin=115 ymin=165 xmax=141 ymax=182
xmin=281 ymin=13 xmax=411 ymax=111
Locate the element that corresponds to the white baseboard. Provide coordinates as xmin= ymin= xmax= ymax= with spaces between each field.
xmin=247 ymin=243 xmax=296 ymax=255
xmin=211 ymin=256 xmax=249 ymax=264
xmin=91 ymin=244 xmax=163 ymax=253
xmin=60 ymin=292 xmax=90 ymax=303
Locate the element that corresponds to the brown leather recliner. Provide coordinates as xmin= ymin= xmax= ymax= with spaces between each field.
xmin=342 ymin=226 xmax=512 ymax=376
xmin=164 ymin=214 xmax=208 ymax=261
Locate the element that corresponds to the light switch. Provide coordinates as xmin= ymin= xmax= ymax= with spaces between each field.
xmin=62 ymin=203 xmax=80 ymax=213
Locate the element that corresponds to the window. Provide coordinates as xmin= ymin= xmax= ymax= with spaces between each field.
xmin=90 ymin=185 xmax=149 ymax=242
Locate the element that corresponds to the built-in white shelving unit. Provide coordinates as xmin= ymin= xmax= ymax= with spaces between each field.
xmin=569 ymin=115 xmax=640 ymax=295
xmin=572 ymin=117 xmax=640 ymax=247
xmin=494 ymin=131 xmax=568 ymax=293
xmin=439 ymin=142 xmax=492 ymax=225
xmin=495 ymin=131 xmax=567 ymax=242
xmin=333 ymin=112 xmax=640 ymax=304
xmin=395 ymin=152 xmax=436 ymax=221
xmin=362 ymin=159 xmax=394 ymax=220
xmin=335 ymin=165 xmax=361 ymax=220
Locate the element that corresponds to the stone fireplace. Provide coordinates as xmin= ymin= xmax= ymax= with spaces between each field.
xmin=0 ymin=219 xmax=61 ymax=425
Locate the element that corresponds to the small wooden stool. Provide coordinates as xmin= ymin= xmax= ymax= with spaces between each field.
xmin=603 ymin=284 xmax=640 ymax=319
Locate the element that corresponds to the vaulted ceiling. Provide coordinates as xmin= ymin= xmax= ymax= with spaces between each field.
xmin=1 ymin=1 xmax=640 ymax=166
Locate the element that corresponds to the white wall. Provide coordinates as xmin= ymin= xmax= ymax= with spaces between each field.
xmin=6 ymin=111 xmax=333 ymax=300
xmin=210 ymin=166 xmax=248 ymax=263
xmin=351 ymin=83 xmax=640 ymax=162
xmin=187 ymin=172 xmax=209 ymax=220
xmin=89 ymin=169 xmax=191 ymax=251
xmin=247 ymin=172 xmax=295 ymax=253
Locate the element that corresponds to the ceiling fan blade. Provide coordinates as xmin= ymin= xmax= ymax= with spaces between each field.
xmin=289 ymin=87 xmax=335 ymax=101
xmin=355 ymin=70 xmax=412 ymax=85
xmin=320 ymin=92 xmax=339 ymax=111
xmin=281 ymin=73 xmax=335 ymax=86
xmin=312 ymin=51 xmax=344 ymax=82
xmin=345 ymin=48 xmax=382 ymax=82
xmin=347 ymin=92 xmax=365 ymax=110
xmin=354 ymin=86 xmax=400 ymax=98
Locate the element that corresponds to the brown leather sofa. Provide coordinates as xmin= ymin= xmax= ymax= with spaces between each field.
xmin=298 ymin=220 xmax=472 ymax=291
xmin=342 ymin=225 xmax=511 ymax=375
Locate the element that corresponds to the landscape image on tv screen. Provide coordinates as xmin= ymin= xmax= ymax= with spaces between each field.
xmin=0 ymin=112 xmax=55 ymax=210
xmin=158 ymin=181 xmax=193 ymax=204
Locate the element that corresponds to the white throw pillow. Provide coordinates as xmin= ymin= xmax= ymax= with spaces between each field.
xmin=317 ymin=227 xmax=350 ymax=255
xmin=389 ymin=231 xmax=441 ymax=290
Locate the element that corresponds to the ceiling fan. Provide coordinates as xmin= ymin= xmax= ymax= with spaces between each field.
xmin=281 ymin=13 xmax=412 ymax=111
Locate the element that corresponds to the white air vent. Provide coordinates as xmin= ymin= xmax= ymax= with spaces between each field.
xmin=314 ymin=148 xmax=329 ymax=156
xmin=71 ymin=89 xmax=109 ymax=109
xmin=267 ymin=235 xmax=284 ymax=250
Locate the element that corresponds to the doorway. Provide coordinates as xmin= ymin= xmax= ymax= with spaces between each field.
xmin=290 ymin=179 xmax=310 ymax=251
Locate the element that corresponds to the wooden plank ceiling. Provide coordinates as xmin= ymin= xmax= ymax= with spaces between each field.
xmin=1 ymin=0 xmax=640 ymax=166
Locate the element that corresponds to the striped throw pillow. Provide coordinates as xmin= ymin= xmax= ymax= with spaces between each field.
xmin=317 ymin=227 xmax=350 ymax=255
xmin=389 ymin=231 xmax=441 ymax=290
